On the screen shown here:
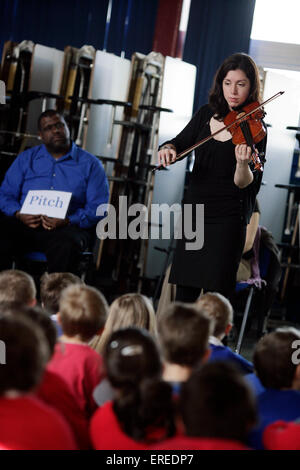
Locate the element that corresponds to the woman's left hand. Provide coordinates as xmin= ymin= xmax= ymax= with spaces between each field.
xmin=235 ymin=144 xmax=252 ymax=165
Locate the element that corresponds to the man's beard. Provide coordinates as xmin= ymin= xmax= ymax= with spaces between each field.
xmin=47 ymin=138 xmax=70 ymax=154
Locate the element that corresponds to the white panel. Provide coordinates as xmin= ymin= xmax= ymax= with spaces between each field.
xmin=26 ymin=44 xmax=64 ymax=134
xmin=249 ymin=39 xmax=300 ymax=72
xmin=146 ymin=57 xmax=196 ymax=279
xmin=85 ymin=51 xmax=131 ymax=162
xmin=257 ymin=70 xmax=300 ymax=242
xmin=30 ymin=44 xmax=64 ymax=94
xmin=153 ymin=56 xmax=197 ymax=207
xmin=258 ymin=128 xmax=295 ymax=242
xmin=159 ymin=57 xmax=197 ymax=140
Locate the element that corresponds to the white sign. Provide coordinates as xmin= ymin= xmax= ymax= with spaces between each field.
xmin=20 ymin=190 xmax=72 ymax=219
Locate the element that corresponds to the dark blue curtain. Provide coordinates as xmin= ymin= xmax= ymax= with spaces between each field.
xmin=0 ymin=0 xmax=158 ymax=60
xmin=183 ymin=0 xmax=256 ymax=111
xmin=106 ymin=0 xmax=159 ymax=59
xmin=0 ymin=0 xmax=109 ymax=55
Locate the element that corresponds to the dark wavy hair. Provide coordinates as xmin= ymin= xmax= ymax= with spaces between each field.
xmin=209 ymin=53 xmax=261 ymax=119
xmin=104 ymin=327 xmax=175 ymax=443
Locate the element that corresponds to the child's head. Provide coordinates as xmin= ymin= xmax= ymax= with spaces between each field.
xmin=0 ymin=304 xmax=57 ymax=361
xmin=58 ymin=284 xmax=108 ymax=342
xmin=180 ymin=361 xmax=257 ymax=443
xmin=253 ymin=327 xmax=300 ymax=390
xmin=105 ymin=327 xmax=161 ymax=387
xmin=0 ymin=270 xmax=36 ymax=306
xmin=23 ymin=306 xmax=57 ymax=359
xmin=104 ymin=327 xmax=175 ymax=442
xmin=0 ymin=312 xmax=49 ymax=395
xmin=93 ymin=293 xmax=156 ymax=353
xmin=196 ymin=292 xmax=233 ymax=339
xmin=40 ymin=272 xmax=83 ymax=314
xmin=157 ymin=302 xmax=212 ymax=368
xmin=108 ymin=293 xmax=156 ymax=333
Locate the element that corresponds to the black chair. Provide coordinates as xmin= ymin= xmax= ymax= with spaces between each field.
xmin=13 ymin=231 xmax=98 ymax=283
xmin=18 ymin=249 xmax=94 ymax=282
xmin=234 ymin=226 xmax=281 ymax=354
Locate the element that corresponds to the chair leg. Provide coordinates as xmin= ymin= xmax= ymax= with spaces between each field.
xmin=78 ymin=252 xmax=94 ymax=283
xmin=235 ymin=287 xmax=254 ymax=355
xmin=256 ymin=289 xmax=266 ymax=338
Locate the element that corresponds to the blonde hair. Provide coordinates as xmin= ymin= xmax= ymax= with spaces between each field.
xmin=196 ymin=292 xmax=233 ymax=338
xmin=59 ymin=284 xmax=108 ymax=341
xmin=90 ymin=293 xmax=156 ymax=354
xmin=0 ymin=270 xmax=36 ymax=305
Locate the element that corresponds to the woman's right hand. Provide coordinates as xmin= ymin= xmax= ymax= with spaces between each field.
xmin=158 ymin=144 xmax=177 ymax=167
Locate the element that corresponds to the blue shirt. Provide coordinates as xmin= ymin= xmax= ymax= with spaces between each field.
xmin=248 ymin=389 xmax=300 ymax=449
xmin=209 ymin=343 xmax=254 ymax=375
xmin=0 ymin=143 xmax=109 ymax=229
xmin=245 ymin=372 xmax=265 ymax=397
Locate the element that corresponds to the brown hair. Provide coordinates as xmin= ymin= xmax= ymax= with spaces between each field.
xmin=59 ymin=285 xmax=108 ymax=341
xmin=23 ymin=306 xmax=57 ymax=358
xmin=209 ymin=53 xmax=261 ymax=119
xmin=0 ymin=270 xmax=36 ymax=305
xmin=157 ymin=302 xmax=212 ymax=367
xmin=253 ymin=328 xmax=300 ymax=389
xmin=0 ymin=311 xmax=49 ymax=394
xmin=105 ymin=327 xmax=175 ymax=442
xmin=91 ymin=293 xmax=156 ymax=354
xmin=196 ymin=292 xmax=233 ymax=337
xmin=0 ymin=303 xmax=57 ymax=360
xmin=40 ymin=272 xmax=83 ymax=314
xmin=180 ymin=362 xmax=256 ymax=442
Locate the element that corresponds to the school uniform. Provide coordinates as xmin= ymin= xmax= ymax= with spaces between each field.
xmin=0 ymin=395 xmax=77 ymax=450
xmin=47 ymin=341 xmax=103 ymax=419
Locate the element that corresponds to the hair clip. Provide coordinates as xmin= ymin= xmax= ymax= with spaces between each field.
xmin=121 ymin=345 xmax=143 ymax=357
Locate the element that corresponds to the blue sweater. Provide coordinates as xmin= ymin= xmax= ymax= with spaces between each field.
xmin=209 ymin=343 xmax=253 ymax=374
xmin=248 ymin=389 xmax=300 ymax=449
xmin=245 ymin=373 xmax=265 ymax=396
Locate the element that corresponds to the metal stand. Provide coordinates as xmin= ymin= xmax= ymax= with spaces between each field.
xmin=235 ymin=286 xmax=254 ymax=354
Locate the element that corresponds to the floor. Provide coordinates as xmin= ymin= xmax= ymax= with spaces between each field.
xmin=228 ymin=299 xmax=300 ymax=362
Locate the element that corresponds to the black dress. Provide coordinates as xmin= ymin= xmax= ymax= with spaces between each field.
xmin=167 ymin=104 xmax=267 ymax=297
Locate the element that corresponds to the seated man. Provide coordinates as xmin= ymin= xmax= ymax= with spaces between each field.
xmin=0 ymin=109 xmax=109 ymax=273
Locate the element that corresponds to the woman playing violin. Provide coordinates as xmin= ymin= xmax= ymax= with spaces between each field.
xmin=158 ymin=53 xmax=267 ymax=302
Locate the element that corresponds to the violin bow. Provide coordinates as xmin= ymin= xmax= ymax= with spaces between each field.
xmin=153 ymin=91 xmax=284 ymax=172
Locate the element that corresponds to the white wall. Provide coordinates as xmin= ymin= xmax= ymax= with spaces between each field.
xmin=249 ymin=39 xmax=300 ymax=242
xmin=250 ymin=39 xmax=300 ymax=72
xmin=145 ymin=57 xmax=196 ymax=278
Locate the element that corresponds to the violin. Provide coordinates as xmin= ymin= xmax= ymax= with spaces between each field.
xmin=224 ymin=101 xmax=267 ymax=172
xmin=153 ymin=91 xmax=284 ymax=173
